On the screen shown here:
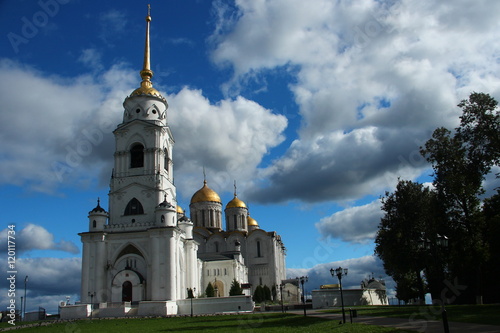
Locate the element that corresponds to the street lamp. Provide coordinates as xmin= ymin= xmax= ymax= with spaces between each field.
xmin=297 ymin=276 xmax=308 ymax=317
xmin=330 ymin=267 xmax=348 ymax=324
xmin=279 ymin=283 xmax=284 ymax=313
xmin=189 ymin=287 xmax=196 ymax=317
xmin=23 ymin=276 xmax=28 ymax=321
xmin=88 ymin=292 xmax=96 ymax=319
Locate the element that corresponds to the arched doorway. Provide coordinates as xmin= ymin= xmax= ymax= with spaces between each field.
xmin=213 ymin=279 xmax=224 ymax=297
xmin=122 ymin=281 xmax=132 ymax=302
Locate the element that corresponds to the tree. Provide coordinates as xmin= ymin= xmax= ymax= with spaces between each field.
xmin=229 ymin=279 xmax=243 ymax=296
xmin=482 ymin=191 xmax=500 ymax=303
xmin=263 ymin=285 xmax=272 ymax=302
xmin=205 ymin=282 xmax=215 ymax=298
xmin=375 ymin=180 xmax=444 ymax=303
xmin=253 ymin=285 xmax=265 ymax=303
xmin=420 ymin=92 xmax=499 ymax=304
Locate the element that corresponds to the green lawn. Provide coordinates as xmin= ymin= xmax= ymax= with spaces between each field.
xmin=322 ymin=304 xmax=500 ymax=326
xmin=2 ymin=313 xmax=412 ymax=332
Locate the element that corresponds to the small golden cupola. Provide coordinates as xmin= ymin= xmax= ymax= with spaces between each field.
xmin=190 ymin=180 xmax=222 ymax=204
xmin=247 ymin=213 xmax=260 ymax=231
xmin=226 ymin=195 xmax=247 ymax=209
xmin=189 ymin=178 xmax=223 ymax=232
xmin=225 ymin=181 xmax=249 ymax=232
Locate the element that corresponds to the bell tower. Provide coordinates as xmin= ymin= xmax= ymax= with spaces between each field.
xmin=108 ymin=4 xmax=176 ymax=227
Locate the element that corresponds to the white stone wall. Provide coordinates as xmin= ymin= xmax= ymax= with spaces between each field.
xmin=312 ymin=288 xmax=389 ymax=308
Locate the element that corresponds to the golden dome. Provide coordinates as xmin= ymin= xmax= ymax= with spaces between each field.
xmin=226 ymin=196 xmax=247 ymax=209
xmin=130 ymin=84 xmax=164 ymax=100
xmin=190 ymin=181 xmax=221 ymax=204
xmin=247 ymin=215 xmax=259 ymax=227
xmin=176 ymin=205 xmax=184 ymax=214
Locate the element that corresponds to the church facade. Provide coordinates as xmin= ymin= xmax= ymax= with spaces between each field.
xmin=78 ymin=9 xmax=286 ymax=314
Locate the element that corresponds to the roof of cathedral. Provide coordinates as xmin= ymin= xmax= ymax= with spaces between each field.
xmin=247 ymin=215 xmax=259 ymax=227
xmin=176 ymin=205 xmax=184 ymax=214
xmin=127 ymin=5 xmax=166 ymax=102
xmin=226 ymin=195 xmax=247 ymax=209
xmin=190 ymin=180 xmax=221 ymax=204
xmin=89 ymin=198 xmax=107 ymax=214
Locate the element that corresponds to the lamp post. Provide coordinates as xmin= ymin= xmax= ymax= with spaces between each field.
xmin=88 ymin=292 xmax=95 ymax=319
xmin=331 ymin=267 xmax=348 ymax=324
xmin=298 ymin=276 xmax=308 ymax=317
xmin=20 ymin=296 xmax=23 ymax=321
xmin=189 ymin=287 xmax=196 ymax=317
xmin=23 ymin=276 xmax=28 ymax=320
xmin=279 ymin=283 xmax=284 ymax=313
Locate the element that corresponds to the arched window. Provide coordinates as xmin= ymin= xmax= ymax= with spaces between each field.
xmin=215 ymin=242 xmax=219 ymax=253
xmin=130 ymin=143 xmax=144 ymax=168
xmin=257 ymin=240 xmax=262 ymax=257
xmin=92 ymin=220 xmax=96 ymax=228
xmin=124 ymin=198 xmax=144 ymax=215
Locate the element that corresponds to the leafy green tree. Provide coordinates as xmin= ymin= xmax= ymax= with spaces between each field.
xmin=271 ymin=285 xmax=277 ymax=301
xmin=420 ymin=92 xmax=499 ymax=304
xmin=263 ymin=285 xmax=272 ymax=302
xmin=482 ymin=190 xmax=500 ymax=303
xmin=229 ymin=279 xmax=243 ymax=296
xmin=253 ymin=285 xmax=264 ymax=303
xmin=205 ymin=282 xmax=215 ymax=298
xmin=375 ymin=180 xmax=442 ymax=303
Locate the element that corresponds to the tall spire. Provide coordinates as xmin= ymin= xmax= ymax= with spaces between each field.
xmin=140 ymin=4 xmax=153 ymax=88
xmin=128 ymin=4 xmax=165 ymax=100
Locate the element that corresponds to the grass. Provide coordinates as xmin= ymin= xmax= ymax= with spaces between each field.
xmin=1 ymin=313 xmax=413 ymax=332
xmin=321 ymin=304 xmax=500 ymax=326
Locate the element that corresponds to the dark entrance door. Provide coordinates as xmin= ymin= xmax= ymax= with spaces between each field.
xmin=122 ymin=281 xmax=132 ymax=302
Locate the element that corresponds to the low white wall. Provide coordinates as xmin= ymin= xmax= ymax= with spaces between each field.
xmin=312 ymin=289 xmax=388 ymax=309
xmin=177 ymin=296 xmax=254 ymax=315
xmin=97 ymin=306 xmax=130 ymax=318
xmin=137 ymin=301 xmax=178 ymax=316
xmin=60 ymin=304 xmax=91 ymax=319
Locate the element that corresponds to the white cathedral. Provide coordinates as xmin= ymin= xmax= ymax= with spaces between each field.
xmin=76 ymin=9 xmax=287 ymax=316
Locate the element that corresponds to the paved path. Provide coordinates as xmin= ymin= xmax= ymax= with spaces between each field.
xmin=285 ymin=309 xmax=500 ymax=332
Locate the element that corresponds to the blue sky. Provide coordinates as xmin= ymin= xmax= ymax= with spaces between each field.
xmin=1 ymin=0 xmax=500 ymax=313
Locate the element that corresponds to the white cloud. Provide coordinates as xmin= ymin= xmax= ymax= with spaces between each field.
xmin=169 ymin=87 xmax=287 ymax=199
xmin=0 ymin=224 xmax=79 ymax=254
xmin=0 ymin=59 xmax=287 ymax=199
xmin=0 ymin=59 xmax=133 ymax=193
xmin=78 ymin=48 xmax=103 ymax=71
xmin=316 ymin=200 xmax=384 ymax=244
xmin=0 ymin=257 xmax=81 ymax=313
xmin=211 ymin=0 xmax=500 ymax=204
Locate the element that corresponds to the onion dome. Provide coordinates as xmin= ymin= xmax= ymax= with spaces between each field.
xmin=247 ymin=215 xmax=259 ymax=227
xmin=157 ymin=194 xmax=174 ymax=209
xmin=89 ymin=198 xmax=107 ymax=214
xmin=176 ymin=205 xmax=184 ymax=214
xmin=226 ymin=180 xmax=247 ymax=209
xmin=190 ymin=180 xmax=221 ymax=204
xmin=226 ymin=196 xmax=247 ymax=209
